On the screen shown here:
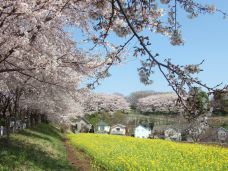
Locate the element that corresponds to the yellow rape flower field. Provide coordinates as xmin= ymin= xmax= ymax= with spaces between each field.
xmin=67 ymin=133 xmax=228 ymax=171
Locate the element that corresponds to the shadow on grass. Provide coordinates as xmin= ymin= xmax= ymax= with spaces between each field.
xmin=19 ymin=130 xmax=52 ymax=142
xmin=0 ymin=124 xmax=75 ymax=171
xmin=30 ymin=124 xmax=64 ymax=141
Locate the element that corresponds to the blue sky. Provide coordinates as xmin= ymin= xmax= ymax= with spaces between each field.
xmin=70 ymin=1 xmax=228 ymax=96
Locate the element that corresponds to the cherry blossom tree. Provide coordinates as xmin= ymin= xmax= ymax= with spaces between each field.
xmin=0 ymin=0 xmax=105 ymax=74
xmin=136 ymin=93 xmax=180 ymax=113
xmin=0 ymin=64 xmax=90 ymax=136
xmin=127 ymin=90 xmax=156 ymax=109
xmin=0 ymin=0 xmax=109 ymax=135
xmin=84 ymin=93 xmax=130 ymax=114
xmin=0 ymin=0 xmax=227 ymax=131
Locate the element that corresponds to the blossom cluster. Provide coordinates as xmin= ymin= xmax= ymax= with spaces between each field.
xmin=84 ymin=93 xmax=130 ymax=114
xmin=136 ymin=93 xmax=181 ymax=113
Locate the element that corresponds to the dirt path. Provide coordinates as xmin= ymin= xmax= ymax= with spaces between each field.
xmin=64 ymin=138 xmax=93 ymax=171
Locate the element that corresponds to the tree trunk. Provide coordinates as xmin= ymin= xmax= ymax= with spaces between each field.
xmin=5 ymin=117 xmax=10 ymax=141
xmin=0 ymin=126 xmax=3 ymax=137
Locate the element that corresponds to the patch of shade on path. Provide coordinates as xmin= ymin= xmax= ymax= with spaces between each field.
xmin=64 ymin=137 xmax=94 ymax=171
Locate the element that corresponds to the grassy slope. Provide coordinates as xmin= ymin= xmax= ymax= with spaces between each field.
xmin=0 ymin=124 xmax=74 ymax=171
xmin=68 ymin=133 xmax=228 ymax=171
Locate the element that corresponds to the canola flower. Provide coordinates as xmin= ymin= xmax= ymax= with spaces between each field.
xmin=67 ymin=133 xmax=228 ymax=171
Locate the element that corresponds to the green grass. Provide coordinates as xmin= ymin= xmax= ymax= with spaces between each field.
xmin=0 ymin=123 xmax=74 ymax=171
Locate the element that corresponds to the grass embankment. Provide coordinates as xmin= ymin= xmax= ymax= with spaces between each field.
xmin=0 ymin=124 xmax=74 ymax=171
xmin=67 ymin=133 xmax=228 ymax=171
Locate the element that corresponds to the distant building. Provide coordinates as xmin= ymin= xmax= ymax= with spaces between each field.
xmin=164 ymin=128 xmax=181 ymax=141
xmin=110 ymin=124 xmax=126 ymax=135
xmin=217 ymin=127 xmax=228 ymax=143
xmin=134 ymin=125 xmax=151 ymax=138
xmin=72 ymin=117 xmax=92 ymax=133
xmin=96 ymin=121 xmax=110 ymax=133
